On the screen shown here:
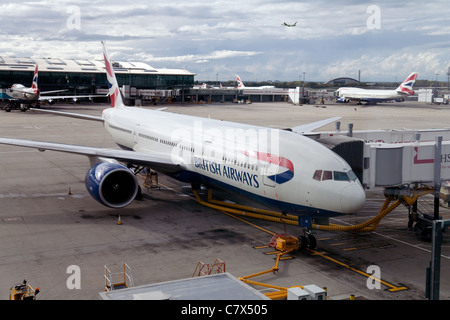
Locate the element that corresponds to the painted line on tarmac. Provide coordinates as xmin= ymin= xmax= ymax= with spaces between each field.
xmin=309 ymin=249 xmax=408 ymax=292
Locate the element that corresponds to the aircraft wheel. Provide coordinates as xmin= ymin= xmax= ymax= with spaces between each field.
xmin=307 ymin=235 xmax=317 ymax=250
xmin=298 ymin=236 xmax=308 ymax=250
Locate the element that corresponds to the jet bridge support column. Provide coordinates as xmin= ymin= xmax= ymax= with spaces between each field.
xmin=426 ymin=219 xmax=450 ymax=300
xmin=434 ymin=136 xmax=442 ymax=220
xmin=426 ymin=136 xmax=444 ymax=300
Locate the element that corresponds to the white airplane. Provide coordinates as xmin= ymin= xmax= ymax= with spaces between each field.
xmin=236 ymin=75 xmax=275 ymax=90
xmin=0 ymin=42 xmax=365 ymax=247
xmin=282 ymin=21 xmax=297 ymax=27
xmin=2 ymin=64 xmax=103 ymax=111
xmin=336 ymin=72 xmax=418 ymax=105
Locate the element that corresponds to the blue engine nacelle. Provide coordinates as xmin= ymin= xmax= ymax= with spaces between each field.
xmin=85 ymin=162 xmax=138 ymax=208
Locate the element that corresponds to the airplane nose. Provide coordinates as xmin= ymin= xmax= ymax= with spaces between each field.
xmin=340 ymin=182 xmax=366 ymax=213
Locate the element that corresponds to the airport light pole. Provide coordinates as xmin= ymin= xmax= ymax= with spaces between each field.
xmin=302 ymin=72 xmax=306 ymax=103
xmin=447 ymin=66 xmax=450 ymax=93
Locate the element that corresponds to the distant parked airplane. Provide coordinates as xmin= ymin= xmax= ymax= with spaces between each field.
xmin=236 ymin=75 xmax=275 ymax=90
xmin=2 ymin=64 xmax=103 ymax=111
xmin=336 ymin=72 xmax=419 ymax=105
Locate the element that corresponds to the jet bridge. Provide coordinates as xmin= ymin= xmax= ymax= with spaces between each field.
xmin=362 ymin=138 xmax=450 ymax=189
xmin=314 ymin=128 xmax=450 ymax=239
xmin=316 ymin=126 xmax=450 ymax=189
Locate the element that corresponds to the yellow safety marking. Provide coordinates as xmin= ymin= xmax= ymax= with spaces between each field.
xmin=265 ymin=251 xmax=282 ymax=255
xmin=157 ymin=182 xmax=277 ymax=235
xmin=279 ymin=256 xmax=294 ymax=261
xmin=331 ymin=242 xmax=347 ymax=246
xmin=309 ymin=249 xmax=408 ymax=292
xmin=156 ymin=183 xmax=409 ymax=293
xmin=254 ymin=245 xmax=270 ymax=249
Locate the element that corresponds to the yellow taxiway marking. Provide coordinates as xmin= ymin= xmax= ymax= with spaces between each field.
xmin=309 ymin=249 xmax=408 ymax=292
xmin=156 ymin=182 xmax=407 ymax=293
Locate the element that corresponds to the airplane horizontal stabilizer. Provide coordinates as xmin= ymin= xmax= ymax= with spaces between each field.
xmin=289 ymin=117 xmax=341 ymax=134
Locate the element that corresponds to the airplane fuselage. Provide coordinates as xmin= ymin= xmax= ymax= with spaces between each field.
xmin=6 ymin=84 xmax=38 ymax=102
xmin=337 ymin=87 xmax=406 ymax=102
xmin=102 ymin=107 xmax=366 ymax=217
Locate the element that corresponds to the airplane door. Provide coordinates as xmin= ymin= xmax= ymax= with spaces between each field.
xmin=261 ymin=155 xmax=280 ymax=187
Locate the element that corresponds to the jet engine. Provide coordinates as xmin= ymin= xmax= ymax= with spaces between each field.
xmin=85 ymin=162 xmax=139 ymax=208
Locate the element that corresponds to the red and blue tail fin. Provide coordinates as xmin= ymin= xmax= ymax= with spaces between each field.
xmin=32 ymin=64 xmax=39 ymax=94
xmin=236 ymin=75 xmax=245 ymax=89
xmin=396 ymin=72 xmax=418 ymax=95
xmin=101 ymin=41 xmax=125 ymax=108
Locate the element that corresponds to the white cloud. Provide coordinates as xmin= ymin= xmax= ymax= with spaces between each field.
xmin=0 ymin=0 xmax=449 ymax=81
xmin=136 ymin=50 xmax=262 ymax=64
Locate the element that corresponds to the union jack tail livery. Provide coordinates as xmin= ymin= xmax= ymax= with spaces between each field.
xmin=396 ymin=72 xmax=418 ymax=95
xmin=236 ymin=75 xmax=245 ymax=89
xmin=101 ymin=41 xmax=125 ymax=108
xmin=32 ymin=64 xmax=39 ymax=94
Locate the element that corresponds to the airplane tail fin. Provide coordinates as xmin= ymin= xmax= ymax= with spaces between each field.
xmin=236 ymin=75 xmax=245 ymax=89
xmin=101 ymin=41 xmax=125 ymax=108
xmin=32 ymin=64 xmax=39 ymax=94
xmin=396 ymin=72 xmax=418 ymax=95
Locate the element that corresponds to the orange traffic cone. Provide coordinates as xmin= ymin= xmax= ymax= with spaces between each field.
xmin=117 ymin=215 xmax=123 ymax=225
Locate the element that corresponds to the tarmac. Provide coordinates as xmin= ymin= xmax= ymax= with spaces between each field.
xmin=1 ymin=100 xmax=450 ymax=301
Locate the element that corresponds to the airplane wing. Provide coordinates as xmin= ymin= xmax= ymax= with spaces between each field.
xmin=39 ymin=89 xmax=68 ymax=95
xmin=28 ymin=107 xmax=167 ymax=120
xmin=0 ymin=137 xmax=184 ymax=173
xmin=289 ymin=116 xmax=341 ymax=134
xmin=38 ymin=94 xmax=105 ymax=101
xmin=28 ymin=108 xmax=104 ymax=122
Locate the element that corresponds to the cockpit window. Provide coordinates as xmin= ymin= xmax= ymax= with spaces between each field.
xmin=334 ymin=171 xmax=350 ymax=181
xmin=322 ymin=170 xmax=332 ymax=181
xmin=348 ymin=170 xmax=358 ymax=181
xmin=313 ymin=170 xmax=322 ymax=181
xmin=313 ymin=169 xmax=357 ymax=182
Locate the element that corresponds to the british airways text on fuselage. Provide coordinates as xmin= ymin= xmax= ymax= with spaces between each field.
xmin=193 ymin=156 xmax=260 ymax=188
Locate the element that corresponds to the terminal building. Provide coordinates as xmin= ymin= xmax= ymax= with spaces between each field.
xmin=0 ymin=56 xmax=296 ymax=105
xmin=0 ymin=56 xmax=196 ymax=104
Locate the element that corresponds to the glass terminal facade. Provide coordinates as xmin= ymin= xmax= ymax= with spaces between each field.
xmin=0 ymin=70 xmax=194 ymax=93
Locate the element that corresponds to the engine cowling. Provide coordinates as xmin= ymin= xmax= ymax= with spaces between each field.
xmin=85 ymin=162 xmax=138 ymax=208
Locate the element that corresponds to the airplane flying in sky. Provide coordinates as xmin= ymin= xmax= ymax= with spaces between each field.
xmin=2 ymin=64 xmax=103 ymax=111
xmin=336 ymin=72 xmax=419 ymax=104
xmin=282 ymin=21 xmax=297 ymax=27
xmin=0 ymin=42 xmax=366 ymax=247
xmin=236 ymin=75 xmax=275 ymax=90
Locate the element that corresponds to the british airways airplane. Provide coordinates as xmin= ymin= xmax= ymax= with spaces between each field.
xmin=336 ymin=72 xmax=418 ymax=104
xmin=0 ymin=42 xmax=365 ymax=242
xmin=236 ymin=75 xmax=275 ymax=90
xmin=2 ymin=64 xmax=103 ymax=111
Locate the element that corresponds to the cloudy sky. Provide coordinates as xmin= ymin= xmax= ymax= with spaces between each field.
xmin=1 ymin=0 xmax=449 ymax=82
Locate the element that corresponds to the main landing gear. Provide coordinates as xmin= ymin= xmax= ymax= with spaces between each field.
xmin=299 ymin=229 xmax=317 ymax=250
xmin=191 ymin=188 xmax=318 ymax=251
